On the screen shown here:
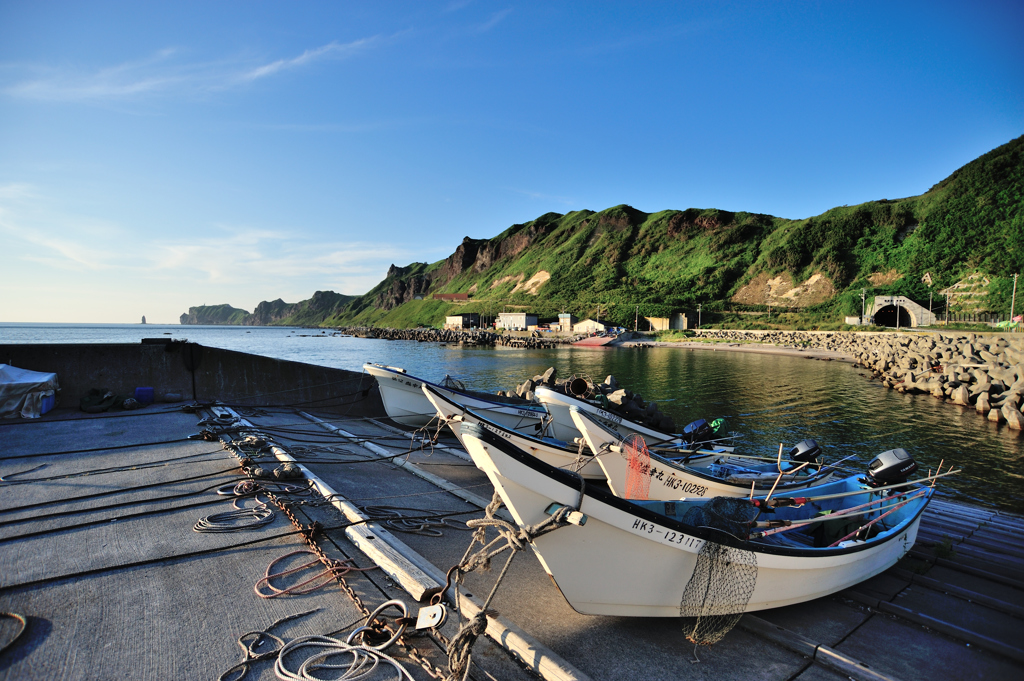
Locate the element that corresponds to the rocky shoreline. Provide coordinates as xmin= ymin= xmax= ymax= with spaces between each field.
xmin=644 ymin=329 xmax=1024 ymax=430
xmin=342 ymin=326 xmax=583 ymax=349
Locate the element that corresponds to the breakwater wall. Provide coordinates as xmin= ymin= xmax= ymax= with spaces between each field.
xmin=343 ymin=326 xmax=579 ymax=349
xmin=1 ymin=341 xmax=385 ymax=417
xmin=689 ymin=329 xmax=1024 ymax=429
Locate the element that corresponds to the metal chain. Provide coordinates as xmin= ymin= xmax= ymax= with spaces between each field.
xmin=224 ymin=434 xmax=451 ymax=681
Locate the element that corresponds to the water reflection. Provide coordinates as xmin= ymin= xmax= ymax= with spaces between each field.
xmin=4 ymin=325 xmax=1018 ymax=512
xmin=358 ymin=342 xmax=1021 ymax=513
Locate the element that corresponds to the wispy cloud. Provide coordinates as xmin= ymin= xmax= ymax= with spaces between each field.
xmin=239 ymin=37 xmax=379 ymax=81
xmin=151 ymin=225 xmax=416 ymax=286
xmin=2 ymin=37 xmax=381 ymax=103
xmin=474 ymin=8 xmax=512 ymax=33
xmin=0 ymin=185 xmax=417 ymax=294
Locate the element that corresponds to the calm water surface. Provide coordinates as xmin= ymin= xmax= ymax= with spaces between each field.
xmin=3 ymin=323 xmax=1021 ymax=512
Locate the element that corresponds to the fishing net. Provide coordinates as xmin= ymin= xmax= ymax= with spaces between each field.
xmin=441 ymin=375 xmax=466 ymax=391
xmin=679 ymin=541 xmax=758 ymax=645
xmin=678 ymin=497 xmax=760 ymax=645
xmin=621 ymin=433 xmax=651 ymax=500
xmin=680 ymin=497 xmax=759 ymax=540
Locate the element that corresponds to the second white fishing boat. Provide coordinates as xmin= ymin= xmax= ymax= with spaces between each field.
xmin=570 ymin=407 xmax=837 ymax=500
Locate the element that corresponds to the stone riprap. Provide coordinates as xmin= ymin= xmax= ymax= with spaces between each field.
xmin=344 ymin=326 xmax=578 ymax=348
xmin=687 ymin=330 xmax=1024 ymax=430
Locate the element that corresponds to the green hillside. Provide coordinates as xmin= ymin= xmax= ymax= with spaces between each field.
xmin=185 ymin=135 xmax=1024 ymax=329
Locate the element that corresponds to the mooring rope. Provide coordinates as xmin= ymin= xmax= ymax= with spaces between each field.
xmin=254 ymin=550 xmax=377 ymax=599
xmin=442 ymin=490 xmax=577 ymax=680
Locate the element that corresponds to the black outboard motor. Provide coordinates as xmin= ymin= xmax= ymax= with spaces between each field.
xmin=789 ymin=439 xmax=822 ymax=464
xmin=683 ymin=418 xmax=714 ymax=447
xmin=867 ymin=448 xmax=918 ymax=488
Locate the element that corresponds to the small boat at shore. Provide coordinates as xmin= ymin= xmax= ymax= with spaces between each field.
xmin=363 ymin=363 xmax=548 ymax=431
xmin=421 ymin=382 xmax=606 ymax=479
xmin=534 ymin=385 xmax=718 ymax=446
xmin=570 ymin=407 xmax=837 ymax=500
xmin=459 ymin=420 xmax=935 ymax=622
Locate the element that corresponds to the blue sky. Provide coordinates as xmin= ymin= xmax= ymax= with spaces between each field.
xmin=1 ymin=1 xmax=1021 ymax=323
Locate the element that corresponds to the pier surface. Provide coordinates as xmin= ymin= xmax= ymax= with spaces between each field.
xmin=1 ymin=405 xmax=1021 ymax=681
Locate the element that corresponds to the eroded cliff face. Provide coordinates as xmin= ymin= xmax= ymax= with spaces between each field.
xmin=179 ymin=304 xmax=250 ymax=325
xmin=372 ymin=222 xmax=562 ymax=310
xmin=373 ymin=265 xmax=433 ymax=310
xmin=246 ymin=299 xmax=298 ymax=326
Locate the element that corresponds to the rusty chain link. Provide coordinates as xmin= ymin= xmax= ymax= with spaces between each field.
xmin=223 ymin=432 xmax=452 ymax=680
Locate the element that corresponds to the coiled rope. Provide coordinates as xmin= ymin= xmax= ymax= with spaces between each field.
xmin=0 ymin=612 xmax=28 ymax=657
xmin=194 ymin=485 xmax=275 ymax=533
xmin=254 ymin=550 xmax=377 ymax=599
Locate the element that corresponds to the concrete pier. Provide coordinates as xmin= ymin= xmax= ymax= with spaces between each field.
xmin=1 ymin=345 xmax=1021 ymax=680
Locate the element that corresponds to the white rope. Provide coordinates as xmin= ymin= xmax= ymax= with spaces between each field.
xmin=274 ymin=636 xmax=414 ymax=681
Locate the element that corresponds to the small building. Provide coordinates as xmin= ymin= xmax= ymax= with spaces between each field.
xmin=444 ymin=313 xmax=480 ymax=330
xmin=573 ymin=318 xmax=607 ymax=334
xmin=556 ymin=313 xmax=578 ymax=332
xmin=497 ymin=312 xmax=537 ymax=331
xmin=641 ymin=313 xmax=687 ymax=331
xmin=643 ymin=317 xmax=670 ymax=332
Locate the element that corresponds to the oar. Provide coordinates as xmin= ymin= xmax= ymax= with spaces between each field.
xmin=763 ymin=467 xmax=960 ymax=506
xmin=751 ymin=489 xmax=928 ymax=539
xmin=827 ymin=492 xmax=926 ymax=547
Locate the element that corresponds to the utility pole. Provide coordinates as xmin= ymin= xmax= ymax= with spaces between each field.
xmin=635 ymin=305 xmax=638 ymax=332
xmin=1012 ymin=273 xmax=1018 ymax=322
xmin=860 ymin=289 xmax=866 ymax=325
xmin=697 ymin=303 xmax=702 ymax=329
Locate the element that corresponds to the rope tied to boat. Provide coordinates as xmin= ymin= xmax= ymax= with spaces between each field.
xmin=442 ymin=490 xmax=577 ymax=680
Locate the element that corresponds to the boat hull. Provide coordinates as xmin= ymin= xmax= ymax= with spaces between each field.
xmin=534 ymin=386 xmax=677 ymax=444
xmin=461 ymin=425 xmax=927 ymax=617
xmin=364 ymin=364 xmax=547 ymax=431
xmin=421 ymin=384 xmax=605 ymax=479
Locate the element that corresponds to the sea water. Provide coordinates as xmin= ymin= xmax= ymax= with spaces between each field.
xmin=2 ymin=322 xmax=1020 ymax=512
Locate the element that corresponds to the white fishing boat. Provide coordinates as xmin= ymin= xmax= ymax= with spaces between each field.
xmin=363 ymin=363 xmax=549 ymax=431
xmin=570 ymin=407 xmax=837 ymax=500
xmin=421 ymin=383 xmax=605 ymax=479
xmin=534 ymin=385 xmax=703 ymax=445
xmin=459 ymin=421 xmax=934 ymax=620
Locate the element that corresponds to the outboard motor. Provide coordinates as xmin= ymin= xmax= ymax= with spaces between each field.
xmin=682 ymin=418 xmax=714 ymax=446
xmin=789 ymin=439 xmax=822 ymax=464
xmin=866 ymin=448 xmax=918 ymax=488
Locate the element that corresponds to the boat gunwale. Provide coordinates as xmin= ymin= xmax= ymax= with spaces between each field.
xmin=364 ymin=363 xmax=548 ymax=413
xmin=534 ymin=385 xmax=675 ymax=438
xmin=465 ymin=423 xmax=933 ymax=559
xmin=424 ymin=383 xmax=577 ymax=455
xmin=572 ymin=406 xmax=836 ymax=492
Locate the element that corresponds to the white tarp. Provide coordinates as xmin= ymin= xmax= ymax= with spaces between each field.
xmin=0 ymin=364 xmax=58 ymax=418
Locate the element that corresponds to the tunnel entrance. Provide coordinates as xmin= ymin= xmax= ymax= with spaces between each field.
xmin=874 ymin=305 xmax=914 ymax=328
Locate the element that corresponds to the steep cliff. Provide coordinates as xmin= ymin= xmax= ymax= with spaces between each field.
xmin=179 ymin=304 xmax=250 ymax=325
